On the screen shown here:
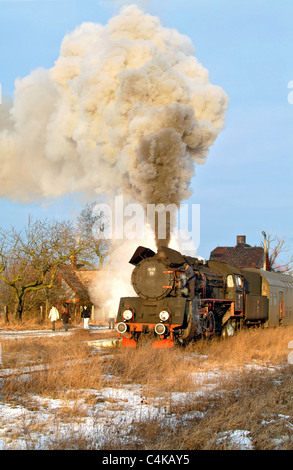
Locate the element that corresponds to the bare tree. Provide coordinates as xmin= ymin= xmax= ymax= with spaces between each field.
xmin=262 ymin=232 xmax=293 ymax=275
xmin=0 ymin=216 xmax=89 ymax=321
xmin=75 ymin=202 xmax=111 ymax=269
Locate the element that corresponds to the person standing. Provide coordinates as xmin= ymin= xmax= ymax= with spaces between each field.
xmin=48 ymin=305 xmax=59 ymax=331
xmin=108 ymin=306 xmax=115 ymax=329
xmin=61 ymin=304 xmax=70 ymax=332
xmin=81 ymin=305 xmax=91 ymax=329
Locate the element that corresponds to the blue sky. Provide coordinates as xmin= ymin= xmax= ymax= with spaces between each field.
xmin=0 ymin=0 xmax=292 ymax=260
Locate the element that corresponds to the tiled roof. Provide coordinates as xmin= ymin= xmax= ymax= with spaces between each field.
xmin=210 ymin=244 xmax=265 ymax=269
xmin=58 ymin=264 xmax=92 ymax=301
xmin=76 ymin=269 xmax=99 ymax=289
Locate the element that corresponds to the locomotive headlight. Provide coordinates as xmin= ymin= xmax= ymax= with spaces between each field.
xmin=154 ymin=323 xmax=166 ymax=335
xmin=122 ymin=309 xmax=133 ymax=321
xmin=117 ymin=322 xmax=128 ymax=334
xmin=159 ymin=310 xmax=170 ymax=322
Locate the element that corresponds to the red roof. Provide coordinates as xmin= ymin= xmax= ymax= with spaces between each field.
xmin=210 ymin=243 xmax=267 ymax=269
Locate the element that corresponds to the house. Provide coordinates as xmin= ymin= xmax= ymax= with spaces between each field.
xmin=209 ymin=235 xmax=271 ymax=270
xmin=46 ymin=259 xmax=100 ymax=320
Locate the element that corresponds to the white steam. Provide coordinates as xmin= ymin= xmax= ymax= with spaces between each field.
xmin=1 ymin=5 xmax=228 ymax=315
xmin=0 ymin=4 xmax=228 ymax=208
xmin=88 ymin=225 xmax=156 ymax=319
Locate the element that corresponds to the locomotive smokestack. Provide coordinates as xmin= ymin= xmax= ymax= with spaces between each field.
xmin=157 ymin=247 xmax=168 ymax=259
xmin=154 ymin=209 xmax=172 ymax=249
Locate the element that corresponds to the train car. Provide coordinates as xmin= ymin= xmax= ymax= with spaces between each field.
xmin=242 ymin=268 xmax=293 ymax=328
xmin=115 ymin=245 xmax=293 ymax=347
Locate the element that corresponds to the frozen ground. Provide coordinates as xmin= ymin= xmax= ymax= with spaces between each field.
xmin=0 ymin=370 xmax=254 ymax=450
xmin=0 ymin=327 xmax=291 ymax=450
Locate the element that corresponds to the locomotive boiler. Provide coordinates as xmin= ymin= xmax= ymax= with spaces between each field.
xmin=115 ymin=245 xmax=293 ymax=347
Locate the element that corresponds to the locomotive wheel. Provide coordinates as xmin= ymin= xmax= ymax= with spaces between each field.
xmin=203 ymin=310 xmax=215 ymax=337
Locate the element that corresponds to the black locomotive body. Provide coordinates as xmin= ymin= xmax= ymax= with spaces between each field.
xmin=115 ymin=245 xmax=293 ymax=347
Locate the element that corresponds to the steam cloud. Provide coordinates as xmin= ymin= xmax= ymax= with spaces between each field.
xmin=0 ymin=5 xmax=228 ymax=217
xmin=1 ymin=5 xmax=230 ymax=316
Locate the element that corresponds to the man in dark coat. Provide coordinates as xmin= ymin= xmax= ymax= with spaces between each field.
xmin=81 ymin=305 xmax=91 ymax=329
xmin=61 ymin=304 xmax=71 ymax=331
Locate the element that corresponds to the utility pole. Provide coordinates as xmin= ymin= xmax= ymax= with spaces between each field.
xmin=262 ymin=231 xmax=267 ymax=271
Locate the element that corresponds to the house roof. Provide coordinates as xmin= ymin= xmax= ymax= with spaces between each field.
xmin=210 ymin=243 xmax=265 ymax=269
xmin=58 ymin=264 xmax=93 ymax=302
xmin=76 ymin=269 xmax=99 ymax=289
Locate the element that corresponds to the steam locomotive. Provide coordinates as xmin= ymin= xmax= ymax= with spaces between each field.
xmin=115 ymin=245 xmax=293 ymax=348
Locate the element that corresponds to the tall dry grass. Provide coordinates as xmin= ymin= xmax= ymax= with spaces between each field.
xmin=0 ymin=329 xmax=104 ymax=400
xmin=107 ymin=325 xmax=293 ymax=388
xmin=189 ymin=324 xmax=293 ymax=366
xmin=2 ymin=324 xmax=291 ymax=398
xmin=0 ymin=324 xmax=292 ymax=450
xmin=144 ymin=364 xmax=293 ymax=451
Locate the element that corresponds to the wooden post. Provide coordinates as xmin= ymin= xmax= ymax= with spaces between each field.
xmin=4 ymin=305 xmax=8 ymax=323
xmin=40 ymin=305 xmax=44 ymax=322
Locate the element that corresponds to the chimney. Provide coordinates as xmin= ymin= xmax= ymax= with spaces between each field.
xmin=237 ymin=235 xmax=246 ymax=245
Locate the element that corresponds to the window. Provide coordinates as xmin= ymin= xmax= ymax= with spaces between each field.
xmin=227 ymin=275 xmax=234 ymax=288
xmin=236 ymin=275 xmax=243 ymax=287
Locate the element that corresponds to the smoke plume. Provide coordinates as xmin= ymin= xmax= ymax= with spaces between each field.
xmin=0 ymin=5 xmax=228 ymax=244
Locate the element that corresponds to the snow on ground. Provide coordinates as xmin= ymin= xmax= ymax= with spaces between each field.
xmin=0 ymin=327 xmax=288 ymax=450
xmin=0 ymin=384 xmax=161 ymax=449
xmin=0 ymin=366 xmax=254 ymax=450
xmin=0 ymin=355 xmax=209 ymax=449
xmin=0 ymin=381 xmax=231 ymax=450
xmin=0 ymin=324 xmax=108 ymax=339
xmin=0 ymin=378 xmax=214 ymax=450
xmin=216 ymin=430 xmax=253 ymax=450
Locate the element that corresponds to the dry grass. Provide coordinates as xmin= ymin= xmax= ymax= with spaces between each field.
xmin=0 ymin=329 xmax=104 ymax=400
xmin=0 ymin=315 xmax=57 ymax=331
xmin=188 ymin=324 xmax=293 ymax=366
xmin=101 ymin=326 xmax=293 ymax=450
xmin=0 ymin=315 xmax=110 ymax=331
xmin=107 ymin=325 xmax=293 ymax=387
xmin=145 ymin=365 xmax=293 ymax=451
xmin=107 ymin=342 xmax=203 ymax=396
xmin=0 ymin=324 xmax=292 ymax=450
